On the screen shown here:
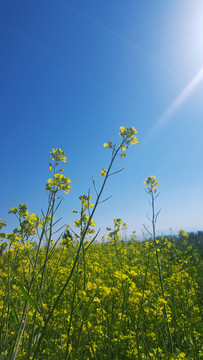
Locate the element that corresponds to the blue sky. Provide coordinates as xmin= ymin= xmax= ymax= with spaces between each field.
xmin=1 ymin=0 xmax=203 ymax=239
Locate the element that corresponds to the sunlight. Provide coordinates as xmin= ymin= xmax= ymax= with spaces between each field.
xmin=147 ymin=67 xmax=203 ymax=139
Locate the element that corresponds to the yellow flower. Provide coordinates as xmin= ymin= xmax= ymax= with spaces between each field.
xmin=29 ymin=213 xmax=37 ymax=221
xmin=0 ymin=219 xmax=6 ymax=229
xmin=119 ymin=126 xmax=126 ymax=134
xmin=46 ymin=174 xmax=71 ymax=194
xmin=179 ymin=353 xmax=186 ymax=358
xmin=90 ymin=218 xmax=96 ymax=226
xmin=74 ymin=220 xmax=80 ymax=227
xmin=103 ymin=141 xmax=113 ymax=148
xmin=50 ymin=148 xmax=67 ymax=163
xmin=132 ymin=126 xmax=138 ymax=133
xmin=130 ymin=136 xmax=139 ymax=144
xmin=144 ymin=175 xmax=160 ymax=194
xmin=100 ymin=168 xmax=107 ymax=177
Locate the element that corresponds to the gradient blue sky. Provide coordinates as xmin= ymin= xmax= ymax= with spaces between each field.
xmin=1 ymin=0 xmax=203 ymax=239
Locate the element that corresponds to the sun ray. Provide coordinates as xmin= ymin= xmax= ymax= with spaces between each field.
xmin=146 ymin=67 xmax=203 ymax=139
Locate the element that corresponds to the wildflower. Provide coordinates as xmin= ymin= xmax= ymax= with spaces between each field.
xmin=100 ymin=168 xmax=107 ymax=177
xmin=144 ymin=175 xmax=160 ymax=194
xmin=46 ymin=173 xmax=71 ymax=194
xmin=104 ymin=126 xmax=138 ymax=157
xmin=118 ymin=126 xmax=139 ymax=153
xmin=178 ymin=229 xmax=189 ymax=239
xmin=119 ymin=125 xmax=138 ymax=139
xmin=103 ymin=141 xmax=113 ymax=148
xmin=179 ymin=353 xmax=186 ymax=358
xmin=130 ymin=136 xmax=139 ymax=144
xmin=50 ymin=148 xmax=67 ymax=163
xmin=0 ymin=218 xmax=6 ymax=229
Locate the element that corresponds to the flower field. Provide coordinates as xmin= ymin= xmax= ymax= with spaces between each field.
xmin=0 ymin=128 xmax=202 ymax=359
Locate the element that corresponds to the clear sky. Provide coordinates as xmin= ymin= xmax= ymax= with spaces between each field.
xmin=1 ymin=0 xmax=203 ymax=239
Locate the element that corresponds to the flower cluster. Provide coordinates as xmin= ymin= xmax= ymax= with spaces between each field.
xmin=46 ymin=173 xmax=71 ymax=194
xmin=144 ymin=175 xmax=160 ymax=194
xmin=103 ymin=126 xmax=138 ymax=158
xmin=79 ymin=195 xmax=94 ymax=211
xmin=8 ymin=204 xmax=42 ymax=237
xmin=74 ymin=214 xmax=96 ymax=234
xmin=119 ymin=126 xmax=139 ymax=150
xmin=107 ymin=217 xmax=127 ymax=242
xmin=46 ymin=148 xmax=71 ymax=194
xmin=50 ymin=148 xmax=67 ymax=163
xmin=73 ymin=195 xmax=95 ymax=235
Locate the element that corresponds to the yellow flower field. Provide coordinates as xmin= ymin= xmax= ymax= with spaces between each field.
xmin=0 ymin=128 xmax=202 ymax=359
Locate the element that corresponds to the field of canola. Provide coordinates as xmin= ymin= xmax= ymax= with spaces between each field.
xmin=0 ymin=127 xmax=202 ymax=359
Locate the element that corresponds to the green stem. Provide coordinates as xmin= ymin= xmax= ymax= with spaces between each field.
xmin=151 ymin=188 xmax=174 ymax=354
xmin=32 ymin=146 xmax=121 ymax=359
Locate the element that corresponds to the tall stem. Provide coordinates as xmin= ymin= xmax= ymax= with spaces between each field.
xmin=32 ymin=147 xmax=121 ymax=359
xmin=151 ymin=188 xmax=173 ymax=354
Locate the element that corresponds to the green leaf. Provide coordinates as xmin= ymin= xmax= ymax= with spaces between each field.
xmin=17 ymin=282 xmax=41 ymax=314
xmin=10 ymin=299 xmax=19 ymax=325
xmin=73 ymin=304 xmax=82 ymax=318
xmin=67 ymin=294 xmax=82 ymax=318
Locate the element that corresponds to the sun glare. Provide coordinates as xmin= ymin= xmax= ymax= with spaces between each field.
xmin=146 ymin=67 xmax=203 ymax=139
xmin=177 ymin=1 xmax=203 ymax=64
